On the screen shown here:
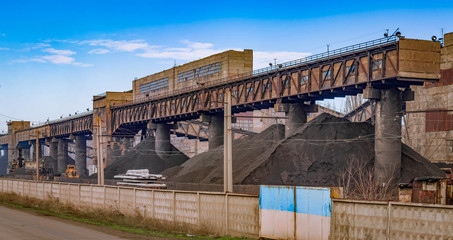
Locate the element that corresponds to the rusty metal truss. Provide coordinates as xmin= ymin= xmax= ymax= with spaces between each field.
xmin=50 ymin=113 xmax=93 ymax=137
xmin=343 ymin=100 xmax=377 ymax=124
xmin=172 ymin=120 xmax=256 ymax=141
xmin=111 ymin=40 xmax=415 ymax=135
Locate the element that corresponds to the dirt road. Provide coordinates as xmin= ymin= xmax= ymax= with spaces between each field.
xmin=0 ymin=205 xmax=178 ymax=240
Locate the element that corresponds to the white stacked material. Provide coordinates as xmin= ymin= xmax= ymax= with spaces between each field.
xmin=114 ymin=169 xmax=167 ymax=189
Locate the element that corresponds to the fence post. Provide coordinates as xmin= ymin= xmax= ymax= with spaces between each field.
xmin=386 ymin=202 xmax=392 ymax=240
xmin=90 ymin=185 xmax=93 ymax=210
xmin=152 ymin=190 xmax=155 ymax=219
xmin=58 ymin=183 xmax=61 ymax=203
xmin=78 ymin=184 xmax=81 ymax=206
xmin=117 ymin=187 xmax=120 ymax=212
xmin=173 ymin=191 xmax=176 ymax=226
xmin=197 ymin=192 xmax=200 ymax=228
xmin=225 ymin=194 xmax=229 ymax=236
xmin=103 ymin=186 xmax=106 ymax=209
xmin=67 ymin=184 xmax=70 ymax=204
xmin=133 ymin=188 xmax=136 ymax=211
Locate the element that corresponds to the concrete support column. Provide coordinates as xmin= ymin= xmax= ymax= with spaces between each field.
xmin=207 ymin=113 xmax=224 ymax=150
xmin=57 ymin=139 xmax=68 ymax=175
xmin=0 ymin=148 xmax=7 ymax=175
xmin=31 ymin=141 xmax=40 ymax=161
xmin=154 ymin=123 xmax=171 ymax=159
xmin=374 ymin=87 xmax=402 ymax=183
xmin=23 ymin=146 xmax=31 ymax=161
xmin=75 ymin=135 xmax=87 ymax=176
xmin=286 ymin=103 xmax=308 ymax=138
xmin=275 ymin=102 xmax=318 ymax=138
xmin=49 ymin=138 xmax=58 ymax=173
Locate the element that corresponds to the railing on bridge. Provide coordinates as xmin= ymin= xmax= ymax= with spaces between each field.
xmin=252 ymin=35 xmax=399 ymax=76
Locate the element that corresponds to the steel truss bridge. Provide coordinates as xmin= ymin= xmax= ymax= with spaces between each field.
xmin=0 ymin=35 xmax=439 ymax=145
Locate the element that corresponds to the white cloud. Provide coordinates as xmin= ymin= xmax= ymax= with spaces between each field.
xmin=42 ymin=48 xmax=76 ymax=55
xmin=136 ymin=40 xmax=225 ymax=61
xmin=72 ymin=62 xmax=94 ymax=67
xmin=135 ymin=39 xmax=311 ymax=69
xmin=79 ymin=39 xmax=150 ymax=52
xmin=42 ymin=55 xmax=75 ymax=64
xmin=88 ymin=48 xmax=109 ymax=54
xmin=1 ymin=34 xmax=6 ymax=37
xmin=180 ymin=40 xmax=213 ymax=49
xmin=0 ymin=47 xmax=9 ymax=50
xmin=19 ymin=43 xmax=52 ymax=52
xmin=253 ymin=51 xmax=311 ymax=69
xmin=13 ymin=58 xmax=47 ymax=63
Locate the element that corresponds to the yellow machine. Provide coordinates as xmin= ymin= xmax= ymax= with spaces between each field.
xmin=65 ymin=165 xmax=79 ymax=178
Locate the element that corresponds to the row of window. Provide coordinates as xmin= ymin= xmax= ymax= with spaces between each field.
xmin=177 ymin=62 xmax=222 ymax=83
xmin=139 ymin=78 xmax=169 ymax=94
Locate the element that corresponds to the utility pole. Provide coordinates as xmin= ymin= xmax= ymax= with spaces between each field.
xmin=224 ymin=88 xmax=233 ymax=193
xmin=96 ymin=117 xmax=104 ymax=185
xmin=35 ymin=129 xmax=39 ymax=181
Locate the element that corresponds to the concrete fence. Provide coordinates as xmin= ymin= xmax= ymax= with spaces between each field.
xmin=331 ymin=199 xmax=453 ymax=239
xmin=0 ymin=179 xmax=259 ymax=238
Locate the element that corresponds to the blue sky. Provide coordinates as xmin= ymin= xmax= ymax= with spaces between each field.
xmin=1 ymin=0 xmax=453 ymax=132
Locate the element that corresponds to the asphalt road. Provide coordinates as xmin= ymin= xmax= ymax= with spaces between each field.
xmin=0 ymin=205 xmax=178 ymax=240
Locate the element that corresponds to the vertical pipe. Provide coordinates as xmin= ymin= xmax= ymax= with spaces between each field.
xmin=96 ymin=117 xmax=103 ymax=185
xmin=35 ymin=130 xmax=39 ymax=181
xmin=227 ymin=89 xmax=233 ymax=192
xmin=224 ymin=88 xmax=233 ymax=193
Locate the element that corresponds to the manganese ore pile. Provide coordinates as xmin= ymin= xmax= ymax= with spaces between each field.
xmin=103 ymin=136 xmax=188 ymax=179
xmin=163 ymin=113 xmax=444 ymax=186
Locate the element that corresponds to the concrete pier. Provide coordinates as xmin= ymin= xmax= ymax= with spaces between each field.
xmin=23 ymin=146 xmax=31 ymax=161
xmin=207 ymin=113 xmax=224 ymax=150
xmin=31 ymin=141 xmax=41 ymax=161
xmin=75 ymin=135 xmax=87 ymax=176
xmin=286 ymin=103 xmax=308 ymax=138
xmin=155 ymin=123 xmax=171 ymax=159
xmin=371 ymin=87 xmax=403 ymax=182
xmin=57 ymin=139 xmax=68 ymax=175
xmin=49 ymin=138 xmax=58 ymax=172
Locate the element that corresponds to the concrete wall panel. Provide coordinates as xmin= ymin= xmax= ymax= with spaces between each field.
xmin=0 ymin=179 xmax=259 ymax=238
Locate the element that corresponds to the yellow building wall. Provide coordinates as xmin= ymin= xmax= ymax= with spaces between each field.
xmin=132 ymin=49 xmax=253 ymax=101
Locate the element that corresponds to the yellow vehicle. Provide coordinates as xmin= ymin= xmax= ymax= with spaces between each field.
xmin=65 ymin=165 xmax=79 ymax=178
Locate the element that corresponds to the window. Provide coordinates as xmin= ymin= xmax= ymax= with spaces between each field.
xmin=177 ymin=62 xmax=222 ymax=82
xmin=372 ymin=59 xmax=383 ymax=70
xmin=300 ymin=75 xmax=308 ymax=85
xmin=139 ymin=78 xmax=169 ymax=94
xmin=322 ymin=70 xmax=331 ymax=79
xmin=347 ymin=65 xmax=356 ymax=74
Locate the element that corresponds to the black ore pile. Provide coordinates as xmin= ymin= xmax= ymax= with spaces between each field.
xmin=103 ymin=136 xmax=188 ymax=179
xmin=163 ymin=113 xmax=444 ymax=186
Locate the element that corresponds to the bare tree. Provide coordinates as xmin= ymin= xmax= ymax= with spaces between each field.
xmin=338 ymin=158 xmax=396 ymax=200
